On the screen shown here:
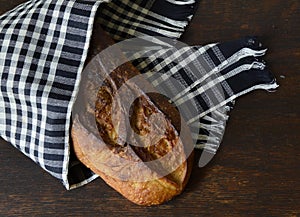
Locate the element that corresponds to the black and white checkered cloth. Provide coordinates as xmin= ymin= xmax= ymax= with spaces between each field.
xmin=0 ymin=0 xmax=102 ymax=189
xmin=130 ymin=37 xmax=278 ymax=151
xmin=97 ymin=0 xmax=198 ymax=40
xmin=0 ymin=0 xmax=277 ymax=189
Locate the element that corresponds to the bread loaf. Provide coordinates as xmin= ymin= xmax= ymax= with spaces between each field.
xmin=71 ymin=23 xmax=193 ymax=206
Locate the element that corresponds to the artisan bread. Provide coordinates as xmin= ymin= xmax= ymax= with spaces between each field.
xmin=71 ymin=24 xmax=193 ymax=206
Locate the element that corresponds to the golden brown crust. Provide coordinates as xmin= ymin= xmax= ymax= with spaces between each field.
xmin=72 ymin=80 xmax=193 ymax=205
xmin=72 ymin=120 xmax=189 ymax=206
xmin=71 ymin=24 xmax=193 ymax=205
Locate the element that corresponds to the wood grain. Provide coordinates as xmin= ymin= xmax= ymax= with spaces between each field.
xmin=0 ymin=0 xmax=299 ymax=216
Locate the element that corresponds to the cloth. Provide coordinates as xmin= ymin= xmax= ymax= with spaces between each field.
xmin=0 ymin=0 xmax=278 ymax=189
xmin=132 ymin=37 xmax=277 ymax=152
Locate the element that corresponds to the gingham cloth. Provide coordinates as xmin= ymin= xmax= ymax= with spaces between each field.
xmin=131 ymin=37 xmax=278 ymax=151
xmin=0 ymin=0 xmax=277 ymax=189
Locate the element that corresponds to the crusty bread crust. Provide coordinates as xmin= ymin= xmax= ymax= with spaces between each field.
xmin=72 ymin=118 xmax=192 ymax=206
xmin=71 ymin=24 xmax=193 ymax=205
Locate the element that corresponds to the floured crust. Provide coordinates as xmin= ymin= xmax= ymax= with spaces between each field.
xmin=72 ymin=75 xmax=193 ymax=205
xmin=72 ymin=119 xmax=192 ymax=206
xmin=71 ymin=24 xmax=193 ymax=205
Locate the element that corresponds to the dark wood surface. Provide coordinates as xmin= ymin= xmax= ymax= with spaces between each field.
xmin=1 ymin=0 xmax=299 ymax=216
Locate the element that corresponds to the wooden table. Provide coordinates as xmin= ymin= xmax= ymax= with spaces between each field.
xmin=1 ymin=1 xmax=299 ymax=216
